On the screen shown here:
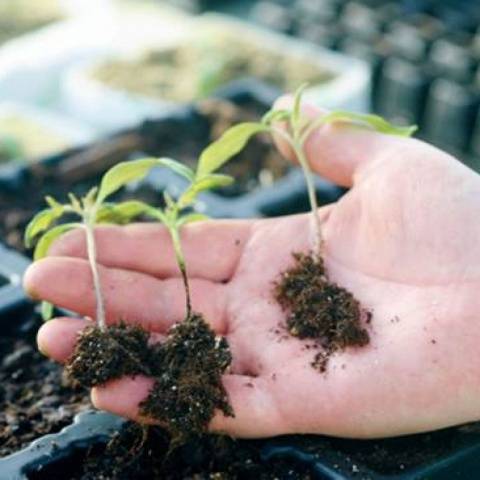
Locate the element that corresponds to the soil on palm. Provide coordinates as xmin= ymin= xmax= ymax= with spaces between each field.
xmin=65 ymin=324 xmax=152 ymax=387
xmin=140 ymin=313 xmax=233 ymax=443
xmin=65 ymin=314 xmax=233 ymax=442
xmin=274 ymin=252 xmax=370 ymax=372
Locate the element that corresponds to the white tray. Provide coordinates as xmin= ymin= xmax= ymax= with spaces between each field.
xmin=60 ymin=13 xmax=371 ymax=134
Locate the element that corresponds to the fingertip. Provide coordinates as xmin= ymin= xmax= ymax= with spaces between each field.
xmin=23 ymin=259 xmax=50 ymax=300
xmin=36 ymin=322 xmax=50 ymax=356
xmin=37 ymin=317 xmax=89 ymax=362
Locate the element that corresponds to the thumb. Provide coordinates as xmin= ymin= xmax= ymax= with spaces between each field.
xmin=272 ymin=95 xmax=411 ymax=188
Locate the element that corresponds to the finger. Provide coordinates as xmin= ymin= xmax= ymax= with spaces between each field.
xmin=24 ymin=257 xmax=227 ymax=333
xmin=272 ymin=95 xmax=421 ymax=188
xmin=37 ymin=317 xmax=166 ymax=363
xmin=37 ymin=317 xmax=90 ymax=361
xmin=92 ymin=375 xmax=286 ymax=438
xmin=49 ymin=220 xmax=252 ymax=282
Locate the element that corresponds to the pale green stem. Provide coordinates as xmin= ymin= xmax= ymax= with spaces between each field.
xmin=272 ymin=126 xmax=323 ymax=259
xmin=299 ymin=115 xmax=326 ymax=146
xmin=169 ymin=226 xmax=192 ymax=318
xmin=84 ymin=212 xmax=106 ymax=331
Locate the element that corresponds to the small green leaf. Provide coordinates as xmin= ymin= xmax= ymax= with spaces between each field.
xmin=179 ymin=174 xmax=234 ymax=208
xmin=143 ymin=207 xmax=169 ymax=225
xmin=34 ymin=223 xmax=81 ymax=261
xmin=97 ymin=158 xmax=194 ymax=204
xmin=83 ymin=187 xmax=98 ymax=208
xmin=157 ymin=157 xmax=195 ymax=181
xmin=163 ymin=191 xmax=176 ymax=210
xmin=177 ymin=213 xmax=209 ymax=227
xmin=96 ymin=200 xmax=155 ymax=224
xmin=24 ymin=207 xmax=65 ymax=248
xmin=197 ymin=123 xmax=268 ymax=176
xmin=97 ymin=159 xmax=158 ymax=203
xmin=322 ymin=111 xmax=417 ymax=137
xmin=196 ymin=173 xmax=234 ymax=190
xmin=68 ymin=193 xmax=82 ymax=212
xmin=45 ymin=196 xmax=63 ymax=212
xmin=262 ymin=109 xmax=291 ymax=126
xmin=41 ymin=301 xmax=54 ymax=321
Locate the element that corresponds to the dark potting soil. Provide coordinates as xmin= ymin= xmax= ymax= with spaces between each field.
xmin=63 ymin=423 xmax=316 ymax=480
xmin=65 ymin=324 xmax=152 ymax=388
xmin=274 ymin=252 xmax=370 ymax=373
xmin=31 ymin=421 xmax=480 ymax=479
xmin=140 ymin=313 xmax=233 ymax=443
xmin=0 ymin=98 xmax=288 ymax=254
xmin=66 ymin=314 xmax=233 ymax=443
xmin=0 ymin=311 xmax=89 ymax=458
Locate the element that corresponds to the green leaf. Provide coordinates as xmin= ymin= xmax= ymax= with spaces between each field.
xmin=24 ymin=207 xmax=65 ymax=248
xmin=197 ymin=123 xmax=268 ymax=176
xmin=195 ymin=173 xmax=234 ymax=190
xmin=143 ymin=207 xmax=169 ymax=225
xmin=83 ymin=187 xmax=98 ymax=208
xmin=179 ymin=174 xmax=234 ymax=208
xmin=45 ymin=196 xmax=63 ymax=212
xmin=322 ymin=111 xmax=417 ymax=137
xmin=41 ymin=301 xmax=54 ymax=321
xmin=262 ymin=109 xmax=291 ymax=126
xmin=97 ymin=159 xmax=158 ymax=203
xmin=68 ymin=193 xmax=82 ymax=212
xmin=34 ymin=223 xmax=81 ymax=261
xmin=177 ymin=213 xmax=209 ymax=227
xmin=96 ymin=200 xmax=155 ymax=225
xmin=156 ymin=157 xmax=195 ymax=181
xmin=97 ymin=158 xmax=194 ymax=204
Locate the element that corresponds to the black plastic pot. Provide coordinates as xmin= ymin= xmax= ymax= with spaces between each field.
xmin=0 ymin=80 xmax=480 ymax=479
xmin=0 ymin=241 xmax=31 ymax=318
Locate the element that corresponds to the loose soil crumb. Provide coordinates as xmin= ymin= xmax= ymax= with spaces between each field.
xmin=66 ymin=324 xmax=152 ymax=387
xmin=140 ymin=314 xmax=233 ymax=443
xmin=66 ymin=314 xmax=233 ymax=443
xmin=274 ymin=252 xmax=370 ymax=372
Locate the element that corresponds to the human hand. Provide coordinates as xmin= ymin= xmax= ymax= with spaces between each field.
xmin=24 ymin=100 xmax=480 ymax=439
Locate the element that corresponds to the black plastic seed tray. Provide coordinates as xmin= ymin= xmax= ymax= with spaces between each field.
xmin=3 ymin=409 xmax=480 ymax=479
xmin=175 ymin=0 xmax=480 ymax=170
xmin=0 ymin=241 xmax=31 ymax=318
xmin=0 ymin=80 xmax=479 ymax=479
xmin=1 ymin=412 xmax=125 ymax=480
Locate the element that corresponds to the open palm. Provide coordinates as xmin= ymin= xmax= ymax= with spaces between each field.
xmin=24 ymin=103 xmax=480 ymax=439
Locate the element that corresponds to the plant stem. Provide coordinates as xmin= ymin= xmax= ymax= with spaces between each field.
xmin=271 ymin=126 xmax=323 ymax=259
xmin=293 ymin=141 xmax=323 ymax=259
xmin=84 ymin=214 xmax=107 ymax=331
xmin=170 ymin=227 xmax=192 ymax=319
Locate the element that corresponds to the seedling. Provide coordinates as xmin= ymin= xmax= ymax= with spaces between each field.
xmin=24 ymin=158 xmax=187 ymax=329
xmin=134 ymin=153 xmax=236 ymax=317
xmin=203 ymin=84 xmax=417 ymax=259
